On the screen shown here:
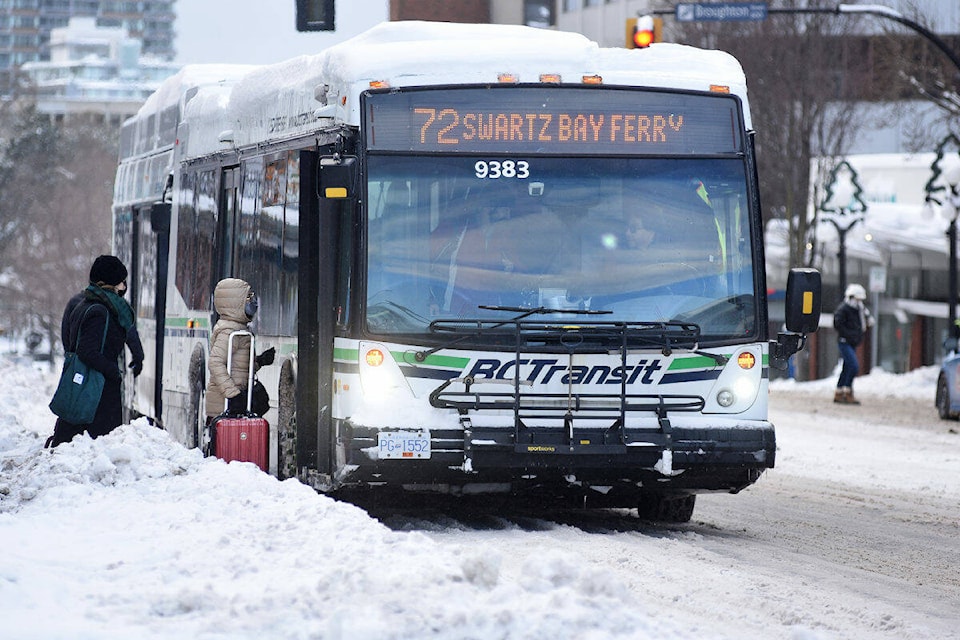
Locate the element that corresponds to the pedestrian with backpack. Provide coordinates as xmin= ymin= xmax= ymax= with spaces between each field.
xmin=47 ymin=255 xmax=139 ymax=447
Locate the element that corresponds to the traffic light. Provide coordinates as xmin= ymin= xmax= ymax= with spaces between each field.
xmin=296 ymin=0 xmax=335 ymax=32
xmin=626 ymin=15 xmax=662 ymax=49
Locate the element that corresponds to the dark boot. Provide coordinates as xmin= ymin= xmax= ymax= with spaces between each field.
xmin=844 ymin=387 xmax=861 ymax=405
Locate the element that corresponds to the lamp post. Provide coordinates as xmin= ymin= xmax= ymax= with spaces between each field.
xmin=923 ymin=135 xmax=960 ymax=344
xmin=819 ymin=159 xmax=867 ymax=297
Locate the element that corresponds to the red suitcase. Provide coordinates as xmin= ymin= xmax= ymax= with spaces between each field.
xmin=213 ymin=331 xmax=269 ymax=472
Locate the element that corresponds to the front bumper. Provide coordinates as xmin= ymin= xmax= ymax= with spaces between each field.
xmin=337 ymin=419 xmax=775 ymax=502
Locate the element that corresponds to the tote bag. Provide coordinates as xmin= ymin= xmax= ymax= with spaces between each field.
xmin=49 ymin=307 xmax=108 ymax=425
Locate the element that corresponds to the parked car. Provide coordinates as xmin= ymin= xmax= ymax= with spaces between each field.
xmin=936 ymin=339 xmax=960 ymax=420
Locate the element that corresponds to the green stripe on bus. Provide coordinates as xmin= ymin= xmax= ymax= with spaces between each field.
xmin=392 ymin=351 xmax=469 ymax=369
xmin=334 ymin=346 xmax=468 ymax=371
xmin=334 ymin=347 xmax=359 ymax=362
xmin=668 ymin=355 xmax=731 ymax=370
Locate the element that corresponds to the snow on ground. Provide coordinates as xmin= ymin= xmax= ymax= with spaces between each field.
xmin=0 ymin=354 xmax=686 ymax=639
xmin=770 ymin=365 xmax=960 ymax=497
xmin=770 ymin=364 xmax=937 ymax=401
xmin=0 ymin=348 xmax=955 ymax=639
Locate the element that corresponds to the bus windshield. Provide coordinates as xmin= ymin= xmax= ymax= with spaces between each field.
xmin=365 ymin=155 xmax=757 ymax=343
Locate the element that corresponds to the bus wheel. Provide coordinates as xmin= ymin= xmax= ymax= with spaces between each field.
xmin=637 ymin=492 xmax=696 ymax=523
xmin=277 ymin=359 xmax=298 ymax=480
xmin=187 ymin=351 xmax=206 ymax=453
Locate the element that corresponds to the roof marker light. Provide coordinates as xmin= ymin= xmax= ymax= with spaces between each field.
xmin=498 ymin=73 xmax=519 ymax=83
xmin=539 ymin=73 xmax=561 ymax=84
xmin=710 ymin=85 xmax=731 ymax=93
xmin=581 ymin=75 xmax=603 ymax=85
xmin=369 ymin=80 xmax=389 ymax=89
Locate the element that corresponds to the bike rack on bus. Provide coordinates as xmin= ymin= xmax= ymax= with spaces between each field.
xmin=427 ymin=318 xmax=707 ymax=449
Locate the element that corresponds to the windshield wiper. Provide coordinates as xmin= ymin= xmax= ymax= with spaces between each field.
xmin=413 ymin=306 xmax=725 ymax=366
xmin=412 ymin=305 xmax=611 ymax=362
xmin=478 ymin=304 xmax=612 ymax=315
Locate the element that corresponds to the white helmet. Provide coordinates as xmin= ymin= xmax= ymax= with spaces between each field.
xmin=845 ymin=283 xmax=867 ymax=300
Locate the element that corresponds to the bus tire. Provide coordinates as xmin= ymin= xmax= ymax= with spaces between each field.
xmin=187 ymin=349 xmax=206 ymax=453
xmin=277 ymin=357 xmax=298 ymax=480
xmin=637 ymin=492 xmax=696 ymax=523
xmin=936 ymin=374 xmax=956 ymax=420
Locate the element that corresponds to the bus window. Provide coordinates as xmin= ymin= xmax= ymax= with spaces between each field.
xmin=281 ymin=151 xmax=300 ymax=336
xmin=258 ymin=155 xmax=286 ymax=335
xmin=174 ymin=170 xmax=198 ymax=308
xmin=194 ymin=170 xmax=217 ymax=310
xmin=217 ymin=167 xmax=240 ymax=281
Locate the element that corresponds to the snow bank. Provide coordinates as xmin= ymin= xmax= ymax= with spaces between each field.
xmin=0 ymin=355 xmax=675 ymax=640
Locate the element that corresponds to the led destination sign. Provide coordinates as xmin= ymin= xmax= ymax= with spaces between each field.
xmin=365 ymin=87 xmax=743 ymax=155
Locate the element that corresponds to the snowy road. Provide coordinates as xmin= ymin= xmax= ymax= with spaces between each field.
xmin=376 ymin=388 xmax=960 ymax=639
xmin=3 ymin=356 xmax=959 ymax=639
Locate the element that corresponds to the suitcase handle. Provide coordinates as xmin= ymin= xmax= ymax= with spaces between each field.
xmin=225 ymin=330 xmax=255 ymax=413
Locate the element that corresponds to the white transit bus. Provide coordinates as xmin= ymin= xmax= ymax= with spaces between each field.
xmin=112 ymin=22 xmax=819 ymax=521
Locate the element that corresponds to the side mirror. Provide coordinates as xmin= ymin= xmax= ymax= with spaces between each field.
xmin=784 ymin=268 xmax=821 ymax=333
xmin=150 ymin=202 xmax=171 ymax=234
xmin=771 ymin=268 xmax=822 ymax=370
xmin=318 ymin=155 xmax=358 ymax=200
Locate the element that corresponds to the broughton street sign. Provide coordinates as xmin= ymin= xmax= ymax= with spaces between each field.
xmin=676 ymin=2 xmax=768 ymax=22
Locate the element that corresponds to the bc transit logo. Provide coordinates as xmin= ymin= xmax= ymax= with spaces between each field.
xmin=465 ymin=358 xmax=664 ymax=386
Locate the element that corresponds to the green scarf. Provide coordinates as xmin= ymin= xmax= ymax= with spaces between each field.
xmin=84 ymin=284 xmax=135 ymax=332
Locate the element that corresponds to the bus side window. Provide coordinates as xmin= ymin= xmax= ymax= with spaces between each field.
xmin=194 ymin=170 xmax=218 ymax=310
xmin=174 ymin=170 xmax=198 ymax=308
xmin=280 ymin=151 xmax=300 ymax=336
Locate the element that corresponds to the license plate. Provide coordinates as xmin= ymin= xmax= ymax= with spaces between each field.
xmin=377 ymin=430 xmax=431 ymax=459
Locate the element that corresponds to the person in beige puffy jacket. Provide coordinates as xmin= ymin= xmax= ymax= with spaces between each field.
xmin=205 ymin=278 xmax=274 ymax=420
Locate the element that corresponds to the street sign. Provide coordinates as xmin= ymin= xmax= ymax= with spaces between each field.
xmin=676 ymin=2 xmax=768 ymax=22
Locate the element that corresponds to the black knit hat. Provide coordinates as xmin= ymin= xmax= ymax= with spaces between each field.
xmin=89 ymin=255 xmax=128 ymax=286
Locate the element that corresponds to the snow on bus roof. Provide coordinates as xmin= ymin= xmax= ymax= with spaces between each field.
xmin=305 ymin=21 xmax=749 ymax=121
xmin=139 ymin=21 xmax=752 ymax=159
xmin=315 ymin=21 xmax=744 ymax=90
xmin=136 ymin=63 xmax=255 ymax=120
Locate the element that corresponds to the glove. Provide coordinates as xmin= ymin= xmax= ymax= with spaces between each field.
xmin=129 ymin=359 xmax=143 ymax=377
xmin=255 ymin=347 xmax=275 ymax=367
xmin=226 ymin=391 xmax=248 ymax=415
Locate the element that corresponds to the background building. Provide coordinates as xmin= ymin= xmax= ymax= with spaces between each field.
xmin=20 ymin=17 xmax=179 ymax=126
xmin=0 ymin=0 xmax=175 ymax=98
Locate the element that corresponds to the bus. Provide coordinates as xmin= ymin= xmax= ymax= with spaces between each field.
xmin=112 ymin=22 xmax=820 ymax=522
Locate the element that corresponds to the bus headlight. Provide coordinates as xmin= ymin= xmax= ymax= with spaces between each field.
xmin=716 ymin=389 xmax=736 ymax=407
xmin=716 ymin=376 xmax=758 ymax=407
xmin=704 ymin=347 xmax=764 ymax=414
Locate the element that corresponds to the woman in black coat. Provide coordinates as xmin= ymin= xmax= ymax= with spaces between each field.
xmin=48 ymin=255 xmax=138 ymax=446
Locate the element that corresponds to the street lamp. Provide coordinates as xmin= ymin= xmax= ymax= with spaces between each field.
xmin=923 ymin=135 xmax=960 ymax=344
xmin=819 ymin=159 xmax=867 ymax=297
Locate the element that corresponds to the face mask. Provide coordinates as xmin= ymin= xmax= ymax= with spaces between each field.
xmin=244 ymin=296 xmax=259 ymax=318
